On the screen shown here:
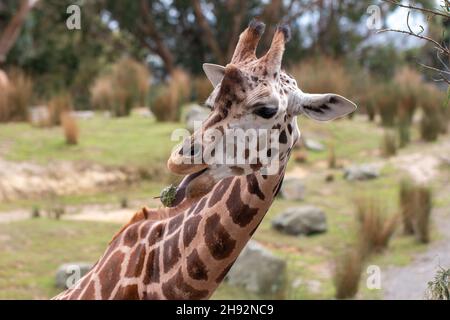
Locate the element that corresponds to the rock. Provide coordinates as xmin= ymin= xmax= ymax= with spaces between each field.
xmin=226 ymin=240 xmax=286 ymax=295
xmin=55 ymin=262 xmax=93 ymax=289
xmin=28 ymin=106 xmax=50 ymax=126
xmin=343 ymin=164 xmax=380 ymax=181
xmin=272 ymin=206 xmax=327 ymax=236
xmin=184 ymin=104 xmax=210 ymax=132
xmin=73 ymin=110 xmax=95 ymax=119
xmin=132 ymin=107 xmax=153 ymax=118
xmin=304 ymin=139 xmax=325 ymax=152
xmin=279 ymin=177 xmax=305 ymax=200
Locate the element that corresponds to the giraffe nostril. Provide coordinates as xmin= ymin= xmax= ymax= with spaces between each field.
xmin=190 ymin=143 xmax=202 ymax=157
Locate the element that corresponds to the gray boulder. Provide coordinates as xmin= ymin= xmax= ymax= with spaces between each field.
xmin=55 ymin=262 xmax=93 ymax=289
xmin=279 ymin=177 xmax=305 ymax=201
xmin=343 ymin=164 xmax=380 ymax=181
xmin=272 ymin=206 xmax=327 ymax=236
xmin=304 ymin=138 xmax=325 ymax=152
xmin=185 ymin=104 xmax=210 ymax=132
xmin=226 ymin=240 xmax=286 ymax=294
xmin=28 ymin=106 xmax=50 ymax=126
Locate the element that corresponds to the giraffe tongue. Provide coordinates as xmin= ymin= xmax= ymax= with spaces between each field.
xmin=169 ymin=168 xmax=208 ymax=207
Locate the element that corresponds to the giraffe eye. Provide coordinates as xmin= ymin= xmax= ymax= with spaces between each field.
xmin=253 ymin=106 xmax=278 ymax=119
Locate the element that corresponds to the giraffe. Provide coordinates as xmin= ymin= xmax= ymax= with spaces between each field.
xmin=53 ymin=19 xmax=356 ymax=300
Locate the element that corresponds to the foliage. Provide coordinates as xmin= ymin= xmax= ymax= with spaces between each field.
xmin=427 ymin=268 xmax=450 ymax=300
xmin=381 ymin=129 xmax=397 ymax=157
xmin=90 ymin=57 xmax=150 ymax=117
xmin=0 ymin=68 xmax=33 ymax=122
xmin=151 ymin=68 xmax=190 ymax=122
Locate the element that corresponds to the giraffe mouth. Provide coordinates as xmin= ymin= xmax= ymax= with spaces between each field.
xmin=169 ymin=168 xmax=209 ymax=207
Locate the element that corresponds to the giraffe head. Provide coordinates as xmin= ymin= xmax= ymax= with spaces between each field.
xmin=168 ymin=19 xmax=357 ymax=199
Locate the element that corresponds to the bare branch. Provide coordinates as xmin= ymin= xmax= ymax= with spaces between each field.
xmin=382 ymin=0 xmax=450 ymax=19
xmin=377 ymin=28 xmax=449 ymax=56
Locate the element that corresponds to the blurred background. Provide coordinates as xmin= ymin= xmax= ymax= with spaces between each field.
xmin=0 ymin=0 xmax=449 ymax=300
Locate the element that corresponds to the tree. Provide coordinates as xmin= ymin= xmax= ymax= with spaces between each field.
xmin=379 ymin=0 xmax=449 ymax=84
xmin=0 ymin=0 xmax=38 ymax=65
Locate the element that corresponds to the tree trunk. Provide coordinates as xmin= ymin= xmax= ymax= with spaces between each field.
xmin=0 ymin=0 xmax=38 ymax=64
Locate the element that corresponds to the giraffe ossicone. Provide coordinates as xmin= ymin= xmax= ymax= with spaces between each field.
xmin=54 ymin=19 xmax=356 ymax=300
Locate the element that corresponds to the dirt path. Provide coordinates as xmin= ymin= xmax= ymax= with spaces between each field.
xmin=379 ymin=135 xmax=450 ymax=299
xmin=0 ymin=158 xmax=144 ymax=201
xmin=382 ymin=207 xmax=450 ymax=300
xmin=0 ymin=200 xmax=160 ymax=225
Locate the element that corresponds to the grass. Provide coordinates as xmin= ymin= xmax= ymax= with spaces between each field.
xmin=0 ymin=113 xmax=181 ymax=168
xmin=0 ymin=218 xmax=120 ymax=299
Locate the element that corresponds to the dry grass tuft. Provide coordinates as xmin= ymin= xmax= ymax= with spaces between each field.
xmin=355 ymin=197 xmax=398 ymax=256
xmin=151 ymin=68 xmax=191 ymax=122
xmin=333 ymin=249 xmax=364 ymax=299
xmin=60 ymin=112 xmax=79 ymax=145
xmin=48 ymin=93 xmax=73 ymax=126
xmin=413 ymin=186 xmax=432 ymax=244
xmin=399 ymin=178 xmax=416 ymax=235
xmin=193 ymin=76 xmax=213 ymax=103
xmin=0 ymin=69 xmax=33 ymax=122
xmin=290 ymin=56 xmax=352 ymax=95
xmin=399 ymin=180 xmax=433 ymax=243
xmin=381 ymin=129 xmax=397 ymax=157
xmin=90 ymin=58 xmax=150 ymax=116
xmin=328 ymin=143 xmax=337 ymax=169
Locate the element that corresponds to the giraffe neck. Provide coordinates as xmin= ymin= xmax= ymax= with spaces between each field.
xmin=55 ymin=119 xmax=297 ymax=300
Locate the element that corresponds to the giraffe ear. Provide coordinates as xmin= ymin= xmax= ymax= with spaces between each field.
xmin=289 ymin=92 xmax=357 ymax=121
xmin=203 ymin=63 xmax=225 ymax=88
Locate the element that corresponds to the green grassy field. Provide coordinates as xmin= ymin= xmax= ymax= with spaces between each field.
xmin=0 ymin=113 xmax=180 ymax=167
xmin=0 ymin=113 xmax=447 ymax=299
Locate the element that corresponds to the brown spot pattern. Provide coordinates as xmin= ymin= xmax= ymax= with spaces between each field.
xmin=226 ymin=179 xmax=259 ymax=227
xmin=204 ymin=213 xmax=236 ymax=260
xmin=98 ymin=251 xmax=125 ymax=299
xmin=162 ymin=268 xmax=209 ymax=300
xmin=143 ymin=247 xmax=160 ymax=284
xmin=187 ymin=249 xmax=209 ymax=280
xmin=183 ymin=214 xmax=202 ymax=247
xmin=163 ymin=232 xmax=181 ymax=273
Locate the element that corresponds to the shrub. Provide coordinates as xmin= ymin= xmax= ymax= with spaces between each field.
xmin=290 ymin=56 xmax=352 ymax=95
xmin=90 ymin=58 xmax=150 ymax=116
xmin=90 ymin=76 xmax=116 ymax=111
xmin=333 ymin=248 xmax=364 ymax=299
xmin=374 ymin=82 xmax=400 ymax=127
xmin=426 ymin=268 xmax=450 ymax=300
xmin=399 ymin=180 xmax=433 ymax=243
xmin=151 ymin=68 xmax=191 ymax=122
xmin=420 ymin=108 xmax=441 ymax=142
xmin=413 ymin=186 xmax=432 ymax=244
xmin=397 ymin=116 xmax=411 ymax=148
xmin=193 ymin=76 xmax=213 ymax=103
xmin=0 ymin=69 xmax=33 ymax=122
xmin=60 ymin=112 xmax=79 ymax=145
xmin=355 ymin=197 xmax=398 ymax=256
xmin=328 ymin=143 xmax=336 ymax=169
xmin=381 ymin=129 xmax=397 ymax=157
xmin=420 ymin=84 xmax=447 ymax=142
xmin=48 ymin=93 xmax=73 ymax=126
xmin=399 ymin=178 xmax=416 ymax=235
